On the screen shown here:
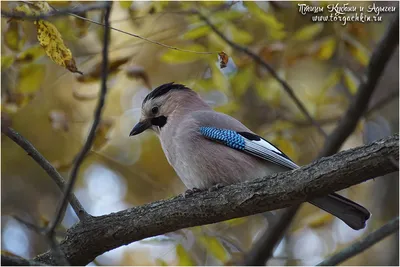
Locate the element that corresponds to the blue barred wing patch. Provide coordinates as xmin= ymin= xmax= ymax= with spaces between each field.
xmin=199 ymin=126 xmax=298 ymax=170
xmin=199 ymin=127 xmax=245 ymax=150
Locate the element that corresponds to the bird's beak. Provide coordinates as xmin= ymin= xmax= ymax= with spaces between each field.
xmin=129 ymin=120 xmax=151 ymax=136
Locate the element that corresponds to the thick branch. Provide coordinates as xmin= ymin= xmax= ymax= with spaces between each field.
xmin=1 ymin=127 xmax=87 ymax=220
xmin=319 ymin=12 xmax=399 ymax=157
xmin=251 ymin=12 xmax=399 ymax=265
xmin=34 ymin=135 xmax=399 ymax=265
xmin=196 ymin=11 xmax=327 ymax=137
xmin=318 ymin=217 xmax=399 ymax=266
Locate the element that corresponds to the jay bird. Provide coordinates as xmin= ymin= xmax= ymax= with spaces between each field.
xmin=129 ymin=82 xmax=370 ymax=230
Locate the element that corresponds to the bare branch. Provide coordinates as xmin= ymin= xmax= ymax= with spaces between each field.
xmin=45 ymin=2 xmax=112 ymax=237
xmin=1 ymin=127 xmax=87 ymax=220
xmin=196 ymin=11 xmax=327 ymax=138
xmin=33 ymin=135 xmax=399 ymax=265
xmin=317 ymin=217 xmax=399 ymax=266
xmin=365 ymin=89 xmax=399 ymax=117
xmin=319 ymin=12 xmax=399 ymax=157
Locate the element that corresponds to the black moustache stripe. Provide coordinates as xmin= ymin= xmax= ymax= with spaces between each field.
xmin=151 ymin=116 xmax=167 ymax=128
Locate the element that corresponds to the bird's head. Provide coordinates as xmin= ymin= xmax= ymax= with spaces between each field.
xmin=129 ymin=82 xmax=209 ymax=136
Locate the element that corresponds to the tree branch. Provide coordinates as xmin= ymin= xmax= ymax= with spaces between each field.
xmin=319 ymin=12 xmax=399 ymax=157
xmin=45 ymin=1 xmax=112 ymax=236
xmin=247 ymin=12 xmax=399 ymax=265
xmin=196 ymin=11 xmax=327 ymax=138
xmin=1 ymin=127 xmax=87 ymax=220
xmin=317 ymin=217 xmax=399 ymax=266
xmin=33 ymin=135 xmax=399 ymax=265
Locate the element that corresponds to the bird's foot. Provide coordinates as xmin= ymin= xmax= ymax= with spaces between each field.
xmin=183 ymin=187 xmax=203 ymax=198
xmin=208 ymin=183 xmax=225 ymax=192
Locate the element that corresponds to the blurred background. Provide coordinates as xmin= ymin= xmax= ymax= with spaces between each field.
xmin=1 ymin=1 xmax=399 ymax=265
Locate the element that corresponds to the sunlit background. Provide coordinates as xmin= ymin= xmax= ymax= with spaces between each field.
xmin=1 ymin=1 xmax=399 ymax=265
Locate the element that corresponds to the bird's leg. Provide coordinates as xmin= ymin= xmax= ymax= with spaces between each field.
xmin=183 ymin=187 xmax=203 ymax=198
xmin=209 ymin=183 xmax=225 ymax=192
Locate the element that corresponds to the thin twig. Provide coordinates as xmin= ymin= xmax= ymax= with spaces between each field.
xmin=317 ymin=217 xmax=399 ymax=266
xmin=1 ymin=2 xmax=108 ymax=20
xmin=66 ymin=12 xmax=214 ymax=55
xmin=319 ymin=12 xmax=399 ymax=157
xmin=1 ymin=127 xmax=88 ymax=220
xmin=45 ymin=1 xmax=111 ymax=238
xmin=196 ymin=11 xmax=327 ymax=138
xmin=242 ymin=12 xmax=399 ymax=266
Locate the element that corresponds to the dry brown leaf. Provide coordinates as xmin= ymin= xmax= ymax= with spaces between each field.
xmin=77 ymin=57 xmax=130 ymax=83
xmin=125 ymin=65 xmax=151 ymax=89
xmin=218 ymin=51 xmax=229 ymax=69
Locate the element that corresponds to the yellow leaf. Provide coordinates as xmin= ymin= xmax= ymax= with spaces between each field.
xmin=36 ymin=20 xmax=82 ymax=74
xmin=316 ymin=37 xmax=336 ymax=60
xmin=211 ymin=63 xmax=229 ymax=93
xmin=93 ymin=119 xmax=114 ymax=150
xmin=119 ymin=1 xmax=132 ymax=9
xmin=319 ymin=69 xmax=341 ymax=95
xmin=343 ymin=68 xmax=359 ymax=95
xmin=4 ymin=21 xmax=26 ymax=51
xmin=344 ymin=35 xmax=370 ymax=66
xmin=231 ymin=65 xmax=253 ymax=97
xmin=15 ymin=44 xmax=45 ymax=63
xmin=183 ymin=24 xmax=211 ymax=40
xmin=229 ymin=25 xmax=253 ymax=45
xmin=176 ymin=244 xmax=195 ymax=266
xmin=245 ymin=2 xmax=286 ymax=40
xmin=14 ymin=1 xmax=52 ymax=17
xmin=160 ymin=44 xmax=206 ymax=64
xmin=17 ymin=63 xmax=46 ymax=94
xmin=1 ymin=56 xmax=15 ymax=70
xmin=293 ymin=23 xmax=324 ymax=41
xmin=199 ymin=236 xmax=228 ymax=262
xmin=274 ymin=137 xmax=296 ymax=160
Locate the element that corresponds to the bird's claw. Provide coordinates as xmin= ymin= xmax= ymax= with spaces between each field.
xmin=209 ymin=183 xmax=224 ymax=192
xmin=183 ymin=187 xmax=202 ymax=198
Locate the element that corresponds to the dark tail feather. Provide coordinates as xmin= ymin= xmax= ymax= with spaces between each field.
xmin=309 ymin=193 xmax=371 ymax=230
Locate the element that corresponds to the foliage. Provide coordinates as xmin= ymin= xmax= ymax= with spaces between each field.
xmin=1 ymin=1 xmax=397 ymax=266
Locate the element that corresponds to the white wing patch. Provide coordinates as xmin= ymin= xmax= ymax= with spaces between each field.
xmin=244 ymin=139 xmax=299 ymax=170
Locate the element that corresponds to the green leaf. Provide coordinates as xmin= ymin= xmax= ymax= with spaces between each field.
xmin=343 ymin=68 xmax=359 ymax=95
xmin=4 ymin=21 xmax=26 ymax=52
xmin=317 ymin=37 xmax=336 ymax=60
xmin=183 ymin=24 xmax=211 ymax=40
xmin=1 ymin=56 xmax=15 ymax=70
xmin=211 ymin=63 xmax=229 ymax=93
xmin=244 ymin=2 xmax=286 ymax=40
xmin=199 ymin=236 xmax=228 ymax=263
xmin=17 ymin=63 xmax=46 ymax=94
xmin=229 ymin=25 xmax=253 ymax=45
xmin=176 ymin=244 xmax=195 ymax=266
xmin=160 ymin=44 xmax=206 ymax=64
xmin=319 ymin=69 xmax=341 ymax=94
xmin=293 ymin=23 xmax=324 ymax=41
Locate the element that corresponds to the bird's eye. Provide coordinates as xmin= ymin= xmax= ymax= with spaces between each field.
xmin=151 ymin=106 xmax=159 ymax=114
